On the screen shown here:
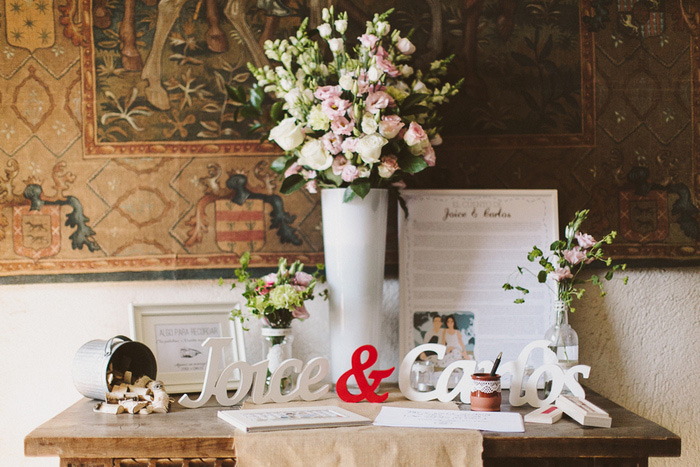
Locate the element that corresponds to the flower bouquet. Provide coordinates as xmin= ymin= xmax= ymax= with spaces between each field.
xmin=503 ymin=209 xmax=628 ymax=372
xmin=238 ymin=7 xmax=462 ymax=201
xmin=225 ymin=252 xmax=326 ymax=392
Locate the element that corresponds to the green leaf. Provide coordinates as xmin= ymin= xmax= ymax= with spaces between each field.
xmin=503 ymin=283 xmax=514 ymax=290
xmin=514 ymin=298 xmax=525 ymax=304
xmin=400 ymin=93 xmax=427 ymax=110
xmin=343 ymin=186 xmax=356 ymax=202
xmin=323 ymin=167 xmax=343 ymax=186
xmin=537 ymin=270 xmax=547 ymax=283
xmin=350 ymin=178 xmax=371 ymax=199
xmin=249 ymin=84 xmax=265 ymax=109
xmin=226 ymin=85 xmax=246 ymax=103
xmin=270 ymin=100 xmax=284 ymax=123
xmin=270 ymin=156 xmax=289 ymax=173
xmin=280 ymin=174 xmax=306 ymax=194
xmin=402 ymin=105 xmax=430 ymax=116
xmin=399 ymin=155 xmax=428 ymax=174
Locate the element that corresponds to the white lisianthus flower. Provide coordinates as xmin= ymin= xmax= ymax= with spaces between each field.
xmin=318 ymin=23 xmax=332 ymax=38
xmin=298 ymin=139 xmax=333 ymax=170
xmin=367 ymin=65 xmax=382 ymax=82
xmin=269 ymin=118 xmax=304 ymax=151
xmin=328 ymin=38 xmax=344 ymax=53
xmin=308 ymin=105 xmax=330 ymax=131
xmin=284 ymin=88 xmax=300 ymax=107
xmin=356 ymin=134 xmax=387 ymax=164
xmin=361 ymin=114 xmax=378 ymax=134
xmin=334 ymin=19 xmax=348 ymax=34
xmin=339 ymin=73 xmax=354 ymax=91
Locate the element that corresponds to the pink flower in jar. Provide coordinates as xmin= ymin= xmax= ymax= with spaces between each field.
xmin=341 ymin=164 xmax=360 ymax=182
xmin=292 ymin=305 xmax=310 ymax=320
xmin=314 ymin=85 xmax=342 ymax=101
xmin=359 ymin=33 xmax=379 ymax=49
xmin=563 ymin=247 xmax=587 ymax=265
xmin=294 ymin=271 xmax=313 ymax=287
xmin=322 ymin=97 xmax=351 ymax=119
xmin=575 ymin=232 xmax=597 ymax=249
xmin=550 ymin=266 xmax=574 ymax=282
xmin=262 ymin=273 xmax=277 ymax=286
xmin=378 ymin=115 xmax=405 ymax=139
xmin=365 ymin=90 xmax=394 ymax=114
xmin=378 ymin=155 xmax=399 ymax=178
xmin=341 ymin=137 xmax=358 ymax=153
xmin=331 ymin=116 xmax=354 ymax=135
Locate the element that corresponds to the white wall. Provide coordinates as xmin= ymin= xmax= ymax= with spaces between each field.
xmin=6 ymin=269 xmax=698 ymax=466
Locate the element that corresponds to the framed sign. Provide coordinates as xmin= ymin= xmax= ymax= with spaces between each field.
xmin=398 ymin=190 xmax=559 ymax=382
xmin=130 ymin=302 xmax=246 ymax=393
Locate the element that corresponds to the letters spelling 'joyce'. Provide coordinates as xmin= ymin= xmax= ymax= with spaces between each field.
xmin=399 ymin=340 xmax=591 ymax=408
xmin=178 ymin=337 xmax=330 ymax=408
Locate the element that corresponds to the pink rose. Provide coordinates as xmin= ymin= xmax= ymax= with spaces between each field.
xmin=332 ymin=155 xmax=349 ymax=176
xmin=359 ymin=33 xmax=379 ymax=49
xmin=321 ymin=132 xmax=343 ymax=155
xmin=341 ymin=164 xmax=359 ymax=182
xmin=305 ymin=180 xmax=318 ymax=194
xmin=341 ymin=137 xmax=358 ymax=152
xmin=356 ymin=72 xmax=371 ymax=95
xmin=314 ymin=85 xmax=342 ymax=101
xmin=378 ymin=155 xmax=399 ymax=178
xmin=322 ymin=97 xmax=351 ymax=119
xmin=550 ymin=266 xmax=574 ymax=282
xmin=422 ymin=145 xmax=436 ymax=167
xmin=378 ymin=115 xmax=405 ymax=139
xmin=284 ymin=162 xmax=302 ymax=178
xmin=396 ymin=37 xmax=416 ymax=55
xmin=576 ymin=232 xmax=597 ymax=249
xmin=365 ymin=90 xmax=394 ymax=114
xmin=331 ymin=116 xmax=354 ymax=136
xmin=563 ymin=247 xmax=587 ymax=265
xmin=294 ymin=271 xmax=313 ymax=287
xmin=292 ymin=305 xmax=310 ymax=320
xmin=404 ymin=121 xmax=428 ymax=147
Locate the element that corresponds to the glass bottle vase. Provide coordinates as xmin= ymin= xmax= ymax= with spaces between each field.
xmin=544 ymin=300 xmax=579 ymax=370
xmin=261 ymin=326 xmax=294 ymax=394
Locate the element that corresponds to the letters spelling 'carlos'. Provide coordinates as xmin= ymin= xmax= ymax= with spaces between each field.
xmin=178 ymin=337 xmax=330 ymax=408
xmin=399 ymin=340 xmax=590 ymax=408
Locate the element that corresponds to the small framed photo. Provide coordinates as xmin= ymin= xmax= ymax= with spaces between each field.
xmin=130 ymin=302 xmax=246 ymax=394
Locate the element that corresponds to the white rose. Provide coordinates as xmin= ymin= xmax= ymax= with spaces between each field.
xmin=328 ymin=38 xmax=344 ymax=53
xmin=361 ymin=114 xmax=378 ymax=135
xmin=318 ymin=23 xmax=332 ymax=38
xmin=269 ymin=118 xmax=304 ymax=151
xmin=339 ymin=73 xmax=354 ymax=91
xmin=298 ymin=140 xmax=333 ymax=171
xmin=356 ymin=134 xmax=387 ymax=164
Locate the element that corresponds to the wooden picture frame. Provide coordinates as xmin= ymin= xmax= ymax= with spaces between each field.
xmin=130 ymin=302 xmax=246 ymax=394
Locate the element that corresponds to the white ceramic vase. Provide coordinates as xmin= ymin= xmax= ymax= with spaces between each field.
xmin=321 ymin=188 xmax=388 ymax=382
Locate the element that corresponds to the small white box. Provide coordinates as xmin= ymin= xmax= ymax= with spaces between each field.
xmin=524 ymin=405 xmax=563 ymax=424
xmin=556 ymin=395 xmax=612 ymax=428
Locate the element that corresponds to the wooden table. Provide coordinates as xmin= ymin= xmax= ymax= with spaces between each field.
xmin=25 ymin=389 xmax=680 ymax=467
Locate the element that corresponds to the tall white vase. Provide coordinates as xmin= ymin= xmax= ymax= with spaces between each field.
xmin=321 ymin=188 xmax=388 ymax=382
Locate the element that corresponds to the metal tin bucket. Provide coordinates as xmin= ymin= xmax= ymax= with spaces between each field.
xmin=72 ymin=335 xmax=157 ymax=400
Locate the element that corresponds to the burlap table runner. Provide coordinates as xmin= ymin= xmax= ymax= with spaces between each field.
xmin=233 ymin=390 xmax=483 ymax=467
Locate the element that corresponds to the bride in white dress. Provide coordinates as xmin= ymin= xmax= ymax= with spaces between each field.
xmin=440 ymin=315 xmax=469 ymax=366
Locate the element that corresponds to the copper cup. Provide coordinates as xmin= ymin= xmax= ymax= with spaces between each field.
xmin=470 ymin=373 xmax=502 ymax=412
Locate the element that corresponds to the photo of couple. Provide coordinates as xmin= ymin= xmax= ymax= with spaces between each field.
xmin=413 ymin=312 xmax=476 ymax=367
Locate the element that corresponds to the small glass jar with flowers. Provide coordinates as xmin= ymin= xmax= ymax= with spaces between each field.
xmin=225 ymin=252 xmax=326 ymax=392
xmin=503 ymin=210 xmax=628 ymax=371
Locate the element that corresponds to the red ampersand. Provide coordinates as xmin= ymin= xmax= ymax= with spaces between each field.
xmin=335 ymin=345 xmax=395 ymax=403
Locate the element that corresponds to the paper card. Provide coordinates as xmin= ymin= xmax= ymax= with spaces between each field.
xmin=372 ymin=406 xmax=524 ymax=432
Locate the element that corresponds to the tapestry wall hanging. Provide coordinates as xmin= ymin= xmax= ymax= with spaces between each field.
xmin=0 ymin=0 xmax=697 ymax=282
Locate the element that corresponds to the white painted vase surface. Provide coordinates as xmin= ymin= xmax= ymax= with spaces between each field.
xmin=321 ymin=188 xmax=388 ymax=382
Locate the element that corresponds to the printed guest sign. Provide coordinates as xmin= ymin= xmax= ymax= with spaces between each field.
xmin=398 ymin=190 xmax=559 ymax=372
